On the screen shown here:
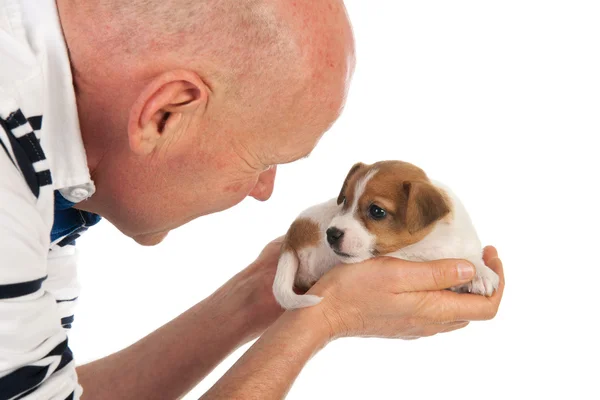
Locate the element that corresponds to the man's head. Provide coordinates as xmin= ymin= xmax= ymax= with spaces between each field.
xmin=56 ymin=0 xmax=355 ymax=245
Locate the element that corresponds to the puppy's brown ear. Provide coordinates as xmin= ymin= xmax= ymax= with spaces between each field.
xmin=337 ymin=162 xmax=366 ymax=205
xmin=402 ymin=181 xmax=450 ymax=234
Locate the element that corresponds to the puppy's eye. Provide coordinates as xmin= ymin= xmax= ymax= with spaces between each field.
xmin=368 ymin=204 xmax=387 ymax=220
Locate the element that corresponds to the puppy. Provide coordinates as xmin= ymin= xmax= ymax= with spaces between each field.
xmin=273 ymin=160 xmax=500 ymax=310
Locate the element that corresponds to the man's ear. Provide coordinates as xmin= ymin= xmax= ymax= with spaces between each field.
xmin=128 ymin=69 xmax=208 ymax=155
xmin=337 ymin=162 xmax=366 ymax=205
xmin=402 ymin=181 xmax=450 ymax=234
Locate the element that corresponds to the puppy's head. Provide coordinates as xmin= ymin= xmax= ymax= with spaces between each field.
xmin=327 ymin=160 xmax=451 ymax=263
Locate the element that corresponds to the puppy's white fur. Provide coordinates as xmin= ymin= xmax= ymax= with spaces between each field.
xmin=272 ymin=199 xmax=341 ymax=309
xmin=329 ymin=169 xmax=379 ymax=263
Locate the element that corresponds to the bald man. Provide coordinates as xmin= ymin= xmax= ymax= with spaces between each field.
xmin=0 ymin=1 xmax=504 ymax=399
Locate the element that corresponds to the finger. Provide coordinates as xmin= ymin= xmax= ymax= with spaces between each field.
xmin=484 ymin=254 xmax=505 ymax=286
xmin=268 ymin=235 xmax=286 ymax=246
xmin=488 ymin=257 xmax=505 ymax=293
xmin=379 ymin=257 xmax=477 ymax=292
xmin=272 ymin=235 xmax=286 ymax=243
xmin=440 ymin=321 xmax=469 ymax=333
xmin=481 ymin=250 xmax=505 ymax=304
xmin=483 ymin=245 xmax=498 ymax=260
xmin=257 ymin=236 xmax=285 ymax=257
xmin=414 ymin=321 xmax=469 ymax=338
xmin=418 ymin=289 xmax=503 ymax=322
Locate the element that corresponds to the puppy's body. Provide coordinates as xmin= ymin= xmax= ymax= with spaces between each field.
xmin=272 ymin=199 xmax=341 ymax=309
xmin=386 ymin=181 xmax=497 ymax=296
xmin=273 ymin=161 xmax=499 ymax=310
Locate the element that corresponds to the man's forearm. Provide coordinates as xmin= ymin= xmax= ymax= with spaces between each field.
xmin=201 ymin=306 xmax=331 ymax=400
xmin=77 ymin=288 xmax=264 ymax=400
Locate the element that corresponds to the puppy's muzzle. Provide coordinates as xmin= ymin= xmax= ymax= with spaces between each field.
xmin=326 ymin=227 xmax=344 ymax=247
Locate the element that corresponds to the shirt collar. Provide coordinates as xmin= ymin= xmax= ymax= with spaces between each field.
xmin=20 ymin=0 xmax=96 ymax=203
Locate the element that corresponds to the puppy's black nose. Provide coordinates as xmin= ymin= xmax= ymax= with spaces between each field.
xmin=326 ymin=227 xmax=344 ymax=245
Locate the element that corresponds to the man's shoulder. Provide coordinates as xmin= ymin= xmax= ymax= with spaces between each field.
xmin=0 ymin=0 xmax=41 ymax=99
xmin=0 ymin=0 xmax=50 ymax=204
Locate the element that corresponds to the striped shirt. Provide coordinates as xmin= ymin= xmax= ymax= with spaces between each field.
xmin=1 ymin=1 xmax=99 ymax=398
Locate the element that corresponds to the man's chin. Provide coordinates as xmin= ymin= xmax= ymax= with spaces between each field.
xmin=132 ymin=231 xmax=169 ymax=246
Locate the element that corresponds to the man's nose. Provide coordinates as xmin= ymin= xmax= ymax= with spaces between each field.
xmin=326 ymin=227 xmax=344 ymax=246
xmin=249 ymin=166 xmax=277 ymax=201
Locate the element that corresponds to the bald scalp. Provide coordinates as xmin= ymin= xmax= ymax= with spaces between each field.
xmin=68 ymin=0 xmax=353 ymax=98
xmin=74 ymin=0 xmax=300 ymax=88
xmin=62 ymin=0 xmax=354 ymax=160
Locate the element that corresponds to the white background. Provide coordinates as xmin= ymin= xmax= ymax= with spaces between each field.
xmin=71 ymin=1 xmax=600 ymax=399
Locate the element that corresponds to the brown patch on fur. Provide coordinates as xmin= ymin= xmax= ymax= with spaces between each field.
xmin=338 ymin=162 xmax=377 ymax=214
xmin=343 ymin=160 xmax=452 ymax=255
xmin=402 ymin=181 xmax=451 ymax=234
xmin=282 ymin=218 xmax=321 ymax=253
xmin=337 ymin=162 xmax=366 ymax=205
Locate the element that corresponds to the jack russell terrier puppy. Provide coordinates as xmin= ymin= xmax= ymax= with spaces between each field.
xmin=273 ymin=160 xmax=500 ymax=310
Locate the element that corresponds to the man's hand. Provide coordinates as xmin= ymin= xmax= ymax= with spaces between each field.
xmin=201 ymin=246 xmax=504 ymax=399
xmin=308 ymin=246 xmax=505 ymax=340
xmin=208 ymin=236 xmax=286 ymax=342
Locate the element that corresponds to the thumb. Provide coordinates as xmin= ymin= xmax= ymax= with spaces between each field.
xmin=382 ymin=258 xmax=476 ymax=292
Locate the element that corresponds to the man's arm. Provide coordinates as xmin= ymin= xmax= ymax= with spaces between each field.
xmin=76 ymin=241 xmax=503 ymax=400
xmin=201 ymin=304 xmax=329 ymax=399
xmin=76 ymin=239 xmax=285 ymax=400
xmin=201 ymin=248 xmax=505 ymax=399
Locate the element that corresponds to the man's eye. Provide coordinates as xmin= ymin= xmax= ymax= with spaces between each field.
xmin=368 ymin=204 xmax=387 ymax=220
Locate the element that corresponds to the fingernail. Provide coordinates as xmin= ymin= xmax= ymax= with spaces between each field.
xmin=457 ymin=262 xmax=475 ymax=280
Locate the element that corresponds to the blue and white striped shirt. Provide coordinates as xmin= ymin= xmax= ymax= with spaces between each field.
xmin=1 ymin=1 xmax=99 ymax=398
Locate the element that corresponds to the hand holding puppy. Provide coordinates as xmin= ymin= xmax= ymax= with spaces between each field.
xmin=307 ymin=245 xmax=504 ymax=340
xmin=200 ymin=245 xmax=504 ymax=399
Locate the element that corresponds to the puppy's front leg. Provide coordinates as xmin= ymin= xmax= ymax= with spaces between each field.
xmin=451 ymin=256 xmax=500 ymax=297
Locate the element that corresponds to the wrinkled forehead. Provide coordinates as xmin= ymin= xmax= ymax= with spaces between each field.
xmin=237 ymin=124 xmax=324 ymax=169
xmin=265 ymin=130 xmax=323 ymax=165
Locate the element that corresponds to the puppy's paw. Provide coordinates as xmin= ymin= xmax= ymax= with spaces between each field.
xmin=468 ymin=268 xmax=500 ymax=296
xmin=451 ymin=262 xmax=499 ymax=297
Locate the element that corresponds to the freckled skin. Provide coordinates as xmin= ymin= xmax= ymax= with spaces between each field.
xmin=223 ymin=182 xmax=244 ymax=193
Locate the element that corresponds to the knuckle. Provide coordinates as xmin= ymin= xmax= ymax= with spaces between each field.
xmin=405 ymin=317 xmax=421 ymax=331
xmin=425 ymin=290 xmax=443 ymax=306
xmin=411 ymin=291 xmax=431 ymax=314
xmin=430 ymin=266 xmax=447 ymax=288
